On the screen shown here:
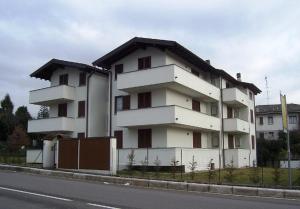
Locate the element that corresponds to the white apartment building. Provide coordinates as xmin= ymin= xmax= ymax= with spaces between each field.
xmin=28 ymin=37 xmax=261 ymax=171
xmin=256 ymin=104 xmax=300 ymax=140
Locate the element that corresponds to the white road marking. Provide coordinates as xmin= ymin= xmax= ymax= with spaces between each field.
xmin=87 ymin=202 xmax=121 ymax=209
xmin=0 ymin=186 xmax=73 ymax=202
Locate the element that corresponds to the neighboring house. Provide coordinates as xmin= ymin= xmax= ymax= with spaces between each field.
xmin=28 ymin=37 xmax=261 ymax=171
xmin=256 ymin=104 xmax=300 ymax=140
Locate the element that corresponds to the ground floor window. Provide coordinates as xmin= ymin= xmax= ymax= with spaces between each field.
xmin=138 ymin=129 xmax=152 ymax=148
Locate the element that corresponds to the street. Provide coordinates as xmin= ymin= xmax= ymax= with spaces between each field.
xmin=0 ymin=170 xmax=300 ymax=209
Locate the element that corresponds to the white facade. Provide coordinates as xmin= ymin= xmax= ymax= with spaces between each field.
xmin=28 ymin=38 xmax=260 ymax=172
xmin=256 ymin=105 xmax=300 ymax=140
xmin=28 ymin=65 xmax=108 ymax=138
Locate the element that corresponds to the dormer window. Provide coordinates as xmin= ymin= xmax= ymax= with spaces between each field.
xmin=59 ymin=74 xmax=68 ymax=85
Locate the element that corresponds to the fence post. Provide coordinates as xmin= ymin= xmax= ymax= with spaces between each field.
xmin=117 ymin=148 xmax=119 ymax=173
xmin=261 ymin=166 xmax=264 ymax=187
xmin=180 ymin=149 xmax=183 ymax=180
xmin=77 ymin=139 xmax=80 ymax=170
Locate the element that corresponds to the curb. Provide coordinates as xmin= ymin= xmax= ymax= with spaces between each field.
xmin=1 ymin=164 xmax=300 ymax=200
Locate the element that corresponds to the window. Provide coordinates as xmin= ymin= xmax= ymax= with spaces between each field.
xmin=58 ymin=103 xmax=67 ymax=117
xmin=193 ymin=132 xmax=201 ymax=148
xmin=192 ymin=99 xmax=200 ymax=112
xmin=211 ymin=103 xmax=218 ymax=116
xmin=114 ymin=95 xmax=130 ymax=114
xmin=138 ymin=92 xmax=151 ymax=108
xmin=268 ymin=116 xmax=273 ymax=125
xmin=115 ymin=64 xmax=123 ymax=80
xmin=191 ymin=69 xmax=199 ymax=76
xmin=59 ymin=74 xmax=68 ymax=85
xmin=138 ymin=56 xmax=151 ymax=70
xmin=269 ymin=132 xmax=274 ymax=138
xmin=77 ymin=132 xmax=85 ymax=140
xmin=212 ymin=134 xmax=219 ymax=148
xmin=78 ymin=101 xmax=85 ymax=117
xmin=259 ymin=117 xmax=263 ymax=125
xmin=138 ymin=129 xmax=152 ymax=148
xmin=251 ymin=135 xmax=255 ymax=149
xmin=250 ymin=109 xmax=254 ymax=123
xmin=226 ymin=82 xmax=230 ymax=88
xmin=227 ymin=107 xmax=233 ymax=118
xmin=235 ymin=136 xmax=240 ymax=148
xmin=114 ymin=130 xmax=123 ymax=149
xmin=249 ymin=92 xmax=253 ymax=100
xmin=259 ymin=132 xmax=264 ymax=139
xmin=289 ymin=116 xmax=297 ymax=124
xmin=79 ymin=72 xmax=86 ymax=86
xmin=228 ymin=134 xmax=234 ymax=149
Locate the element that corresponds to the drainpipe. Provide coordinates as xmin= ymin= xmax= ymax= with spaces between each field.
xmin=109 ymin=70 xmax=112 ymax=137
xmin=86 ymin=70 xmax=96 ymax=138
xmin=220 ymin=76 xmax=225 ymax=168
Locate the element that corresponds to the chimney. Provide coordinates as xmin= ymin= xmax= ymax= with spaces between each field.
xmin=205 ymin=60 xmax=210 ymax=65
xmin=236 ymin=73 xmax=241 ymax=81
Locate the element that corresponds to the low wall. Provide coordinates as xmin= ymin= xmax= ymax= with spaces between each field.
xmin=280 ymin=160 xmax=300 ymax=169
xmin=26 ymin=149 xmax=43 ymax=164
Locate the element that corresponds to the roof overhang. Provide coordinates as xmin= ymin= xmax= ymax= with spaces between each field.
xmin=30 ymin=59 xmax=108 ymax=81
xmin=93 ymin=37 xmax=261 ymax=94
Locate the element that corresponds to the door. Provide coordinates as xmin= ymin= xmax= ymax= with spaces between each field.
xmin=114 ymin=130 xmax=123 ymax=149
xmin=227 ymin=107 xmax=233 ymax=118
xmin=193 ymin=132 xmax=202 ymax=148
xmin=138 ymin=129 xmax=152 ymax=148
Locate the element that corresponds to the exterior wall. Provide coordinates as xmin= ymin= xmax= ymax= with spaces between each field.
xmin=256 ymin=113 xmax=299 ymax=140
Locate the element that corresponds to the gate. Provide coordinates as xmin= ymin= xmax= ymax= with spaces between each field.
xmin=58 ymin=137 xmax=112 ymax=170
xmin=58 ymin=139 xmax=78 ymax=169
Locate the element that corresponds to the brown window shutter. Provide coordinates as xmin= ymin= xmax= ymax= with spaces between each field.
xmin=114 ymin=130 xmax=123 ymax=149
xmin=227 ymin=107 xmax=233 ymax=118
xmin=250 ymin=110 xmax=254 ymax=123
xmin=115 ymin=64 xmax=123 ymax=80
xmin=192 ymin=100 xmax=200 ymax=112
xmin=58 ymin=103 xmax=67 ymax=117
xmin=138 ymin=129 xmax=152 ymax=148
xmin=145 ymin=56 xmax=151 ymax=68
xmin=145 ymin=92 xmax=151 ymax=108
xmin=193 ymin=132 xmax=201 ymax=148
xmin=123 ymin=95 xmax=130 ymax=110
xmin=138 ymin=58 xmax=143 ymax=70
xmin=228 ymin=134 xmax=234 ymax=149
xmin=78 ymin=101 xmax=85 ymax=117
xmin=79 ymin=72 xmax=86 ymax=86
xmin=59 ymin=74 xmax=68 ymax=85
xmin=138 ymin=92 xmax=151 ymax=108
xmin=251 ymin=135 xmax=255 ymax=149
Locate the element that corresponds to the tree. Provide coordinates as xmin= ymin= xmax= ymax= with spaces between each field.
xmin=15 ymin=106 xmax=32 ymax=130
xmin=37 ymin=106 xmax=49 ymax=119
xmin=0 ymin=94 xmax=15 ymax=136
xmin=0 ymin=119 xmax=8 ymax=141
xmin=7 ymin=126 xmax=30 ymax=152
xmin=1 ymin=94 xmax=14 ymax=114
xmin=188 ymin=155 xmax=197 ymax=180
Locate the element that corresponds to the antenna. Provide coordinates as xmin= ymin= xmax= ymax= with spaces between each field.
xmin=265 ymin=76 xmax=270 ymax=104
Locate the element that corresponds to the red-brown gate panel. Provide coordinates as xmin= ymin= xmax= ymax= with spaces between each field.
xmin=58 ymin=139 xmax=78 ymax=169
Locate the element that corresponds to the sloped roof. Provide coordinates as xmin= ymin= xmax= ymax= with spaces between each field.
xmin=93 ymin=37 xmax=261 ymax=94
xmin=256 ymin=104 xmax=300 ymax=114
xmin=30 ymin=58 xmax=108 ymax=80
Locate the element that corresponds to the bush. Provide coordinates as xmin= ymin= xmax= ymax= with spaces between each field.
xmin=272 ymin=167 xmax=282 ymax=185
xmin=127 ymin=149 xmax=135 ymax=175
xmin=249 ymin=166 xmax=260 ymax=185
xmin=170 ymin=158 xmax=179 ymax=179
xmin=207 ymin=159 xmax=216 ymax=184
xmin=153 ymin=156 xmax=161 ymax=178
xmin=188 ymin=155 xmax=197 ymax=180
xmin=224 ymin=160 xmax=236 ymax=183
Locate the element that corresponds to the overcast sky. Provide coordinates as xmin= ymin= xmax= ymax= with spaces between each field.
xmin=1 ymin=0 xmax=300 ymax=116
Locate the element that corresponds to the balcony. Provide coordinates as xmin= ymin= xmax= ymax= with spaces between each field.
xmin=117 ymin=64 xmax=220 ymax=101
xmin=117 ymin=105 xmax=220 ymax=131
xmin=224 ymin=118 xmax=249 ymax=134
xmin=28 ymin=117 xmax=75 ymax=133
xmin=29 ymin=85 xmax=75 ymax=105
xmin=222 ymin=88 xmax=248 ymax=107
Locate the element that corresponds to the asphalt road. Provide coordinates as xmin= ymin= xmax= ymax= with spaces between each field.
xmin=0 ymin=170 xmax=300 ymax=209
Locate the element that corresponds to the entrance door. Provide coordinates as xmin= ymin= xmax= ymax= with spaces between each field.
xmin=228 ymin=134 xmax=234 ymax=149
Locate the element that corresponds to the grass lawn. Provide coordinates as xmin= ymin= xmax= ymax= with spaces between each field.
xmin=118 ymin=167 xmax=300 ymax=188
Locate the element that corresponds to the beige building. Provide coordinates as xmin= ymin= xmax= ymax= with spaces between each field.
xmin=28 ymin=37 xmax=261 ymax=171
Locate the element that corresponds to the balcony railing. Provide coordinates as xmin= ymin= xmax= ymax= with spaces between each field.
xmin=29 ymin=85 xmax=75 ymax=105
xmin=222 ymin=87 xmax=248 ymax=107
xmin=28 ymin=117 xmax=75 ymax=133
xmin=117 ymin=105 xmax=220 ymax=131
xmin=223 ymin=118 xmax=249 ymax=134
xmin=117 ymin=64 xmax=220 ymax=101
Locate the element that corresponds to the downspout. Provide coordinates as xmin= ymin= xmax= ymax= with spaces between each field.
xmin=220 ymin=77 xmax=225 ymax=168
xmin=86 ymin=70 xmax=96 ymax=138
xmin=251 ymin=95 xmax=257 ymax=167
xmin=109 ymin=70 xmax=112 ymax=137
